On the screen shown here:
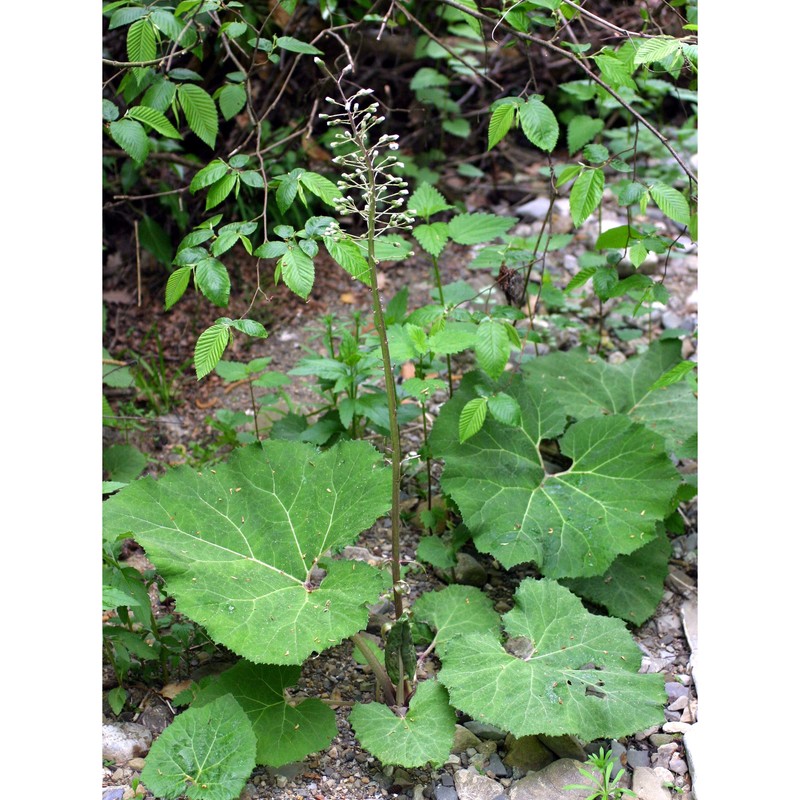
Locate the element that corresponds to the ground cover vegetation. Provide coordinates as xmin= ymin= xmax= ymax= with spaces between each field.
xmin=102 ymin=1 xmax=697 ymax=797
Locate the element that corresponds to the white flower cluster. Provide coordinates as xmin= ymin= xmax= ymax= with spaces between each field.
xmin=319 ymin=88 xmax=414 ymax=234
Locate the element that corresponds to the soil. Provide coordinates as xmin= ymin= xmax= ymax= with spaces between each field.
xmin=102 ymin=168 xmax=698 ymax=799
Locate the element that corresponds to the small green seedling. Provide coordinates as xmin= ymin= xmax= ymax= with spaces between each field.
xmin=564 ymin=747 xmax=636 ymax=800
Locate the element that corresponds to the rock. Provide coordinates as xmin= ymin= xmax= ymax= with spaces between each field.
xmin=537 ymin=734 xmax=585 ymax=761
xmin=664 ymin=681 xmax=690 ymax=705
xmin=452 ymin=724 xmax=483 ymax=753
xmin=515 ymin=197 xmax=551 ymax=220
xmin=434 ymin=786 xmax=458 ymax=800
xmin=342 ymin=545 xmax=374 ymax=562
xmin=507 ymin=758 xmax=587 ymax=800
xmin=648 ymin=733 xmax=675 ymax=748
xmin=631 ymin=766 xmax=671 ymax=800
xmin=127 ymin=757 xmax=146 ymax=771
xmin=412 ymin=785 xmax=426 ymax=800
xmin=669 ymin=753 xmax=688 ymax=775
xmin=455 ymin=552 xmax=487 ymax=587
xmin=685 ymin=288 xmax=698 ymax=312
xmin=453 ymin=768 xmax=505 ymax=800
xmin=626 ymin=747 xmax=651 ymax=769
xmin=607 ymin=351 xmax=626 ymax=365
xmin=608 ymin=740 xmax=626 ymax=778
xmin=103 ymin=789 xmax=125 ymax=800
xmin=463 ymin=721 xmax=508 ymax=741
xmin=137 ymin=699 xmax=173 ymax=735
xmin=662 ymin=721 xmax=692 ymax=735
xmin=486 ymin=753 xmax=508 ymax=778
xmin=504 ymin=735 xmax=555 ymax=772
xmin=653 ymin=742 xmax=679 ymax=770
xmin=102 ymin=722 xmax=153 ymax=764
xmin=661 ymin=310 xmax=685 ymax=330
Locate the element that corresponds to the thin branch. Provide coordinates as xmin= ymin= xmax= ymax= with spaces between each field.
xmin=102 ymin=47 xmax=193 ymax=67
xmin=560 ymin=0 xmax=696 ymax=41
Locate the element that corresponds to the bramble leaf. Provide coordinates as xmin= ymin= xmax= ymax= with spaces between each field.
xmin=407 ymin=182 xmax=452 ymax=219
xmin=141 ymin=693 xmax=256 ymax=800
xmin=349 ymin=680 xmax=455 ymax=768
xmin=413 ymin=222 xmax=450 ymax=257
xmin=102 ymin=440 xmax=392 ymax=663
xmin=438 ymin=579 xmax=666 ymax=740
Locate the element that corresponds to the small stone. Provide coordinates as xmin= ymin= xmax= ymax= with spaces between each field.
xmin=454 ymin=552 xmax=487 ymax=587
xmin=275 ymin=775 xmax=288 ymax=789
xmin=103 ymin=789 xmax=125 ymax=800
xmin=537 ymin=734 xmax=586 ymax=761
xmin=127 ymin=757 xmax=146 ymax=771
xmin=463 ymin=721 xmax=508 ymax=741
xmin=102 ymin=722 xmax=153 ymax=764
xmin=413 ymin=785 xmax=426 ymax=800
xmin=668 ymin=695 xmax=689 ymax=711
xmin=626 ymin=748 xmax=651 ymax=769
xmin=631 ymin=766 xmax=671 ymax=800
xmin=507 ymin=758 xmax=587 ymax=800
xmin=504 ymin=734 xmax=555 ymax=772
xmin=662 ymin=721 xmax=692 ymax=734
xmin=434 ymin=786 xmax=458 ymax=800
xmin=664 ymin=681 xmax=689 ymax=704
xmin=452 ymin=724 xmax=483 ymax=753
xmin=453 ymin=768 xmax=505 ymax=800
xmin=669 ymin=754 xmax=688 ymax=775
xmin=607 ymin=351 xmax=626 ymax=365
xmin=661 ymin=310 xmax=684 ymax=330
xmin=486 ymin=753 xmax=508 ymax=778
xmin=515 ymin=197 xmax=551 ymax=220
xmin=342 ymin=546 xmax=373 ymax=562
xmin=648 ymin=734 xmax=675 ymax=748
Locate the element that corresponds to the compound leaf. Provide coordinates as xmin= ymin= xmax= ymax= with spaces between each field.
xmin=102 ymin=440 xmax=392 ymax=664
xmin=192 ymin=661 xmax=337 ymax=766
xmin=430 ymin=372 xmax=681 ymax=578
xmin=349 ymin=680 xmax=455 ymax=768
xmin=413 ymin=222 xmax=450 ymax=258
xmin=407 ymin=182 xmax=452 ymax=219
xmin=141 ymin=693 xmax=256 ymax=800
xmin=438 ymin=579 xmax=666 ymax=741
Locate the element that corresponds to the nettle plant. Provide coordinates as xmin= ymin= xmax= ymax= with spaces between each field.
xmin=104 ymin=60 xmax=697 ymax=799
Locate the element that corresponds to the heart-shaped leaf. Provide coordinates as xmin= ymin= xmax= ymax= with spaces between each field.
xmin=413 ymin=585 xmax=502 ymax=647
xmin=103 ymin=440 xmax=392 ymax=664
xmin=430 ymin=372 xmax=681 ymax=578
xmin=192 ymin=661 xmax=337 ymax=767
xmin=141 ymin=693 xmax=256 ymax=800
xmin=349 ymin=680 xmax=455 ymax=768
xmin=438 ymin=579 xmax=666 ymax=741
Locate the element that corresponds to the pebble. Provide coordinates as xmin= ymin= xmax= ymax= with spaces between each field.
xmin=434 ymin=786 xmax=458 ymax=800
xmin=515 ymin=197 xmax=551 ymax=220
xmin=626 ymin=747 xmax=651 ymax=769
xmin=664 ymin=681 xmax=690 ymax=704
xmin=506 ymin=758 xmax=587 ymax=799
xmin=454 ymin=552 xmax=488 ymax=587
xmin=631 ymin=766 xmax=671 ymax=800
xmin=454 ymin=768 xmax=505 ymax=800
xmin=102 ymin=722 xmax=153 ymax=763
xmin=486 ymin=753 xmax=508 ymax=777
xmin=537 ymin=734 xmax=585 ymax=761
xmin=669 ymin=753 xmax=688 ymax=775
xmin=127 ymin=757 xmax=146 ymax=771
xmin=103 ymin=789 xmax=125 ymax=800
xmin=452 ymin=724 xmax=482 ymax=753
xmin=503 ymin=735 xmax=555 ymax=772
xmin=662 ymin=721 xmax=692 ymax=734
xmin=463 ymin=721 xmax=508 ymax=741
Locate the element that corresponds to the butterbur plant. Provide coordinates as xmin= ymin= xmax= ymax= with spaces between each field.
xmin=102 ymin=67 xmax=691 ymax=800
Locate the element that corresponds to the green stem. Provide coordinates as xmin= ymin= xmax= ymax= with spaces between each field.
xmin=351 ymin=633 xmax=396 ymax=705
xmin=431 ymin=254 xmax=454 ymax=397
xmin=248 ymin=377 xmax=260 ymax=440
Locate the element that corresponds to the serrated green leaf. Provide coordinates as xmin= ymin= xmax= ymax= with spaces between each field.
xmin=583 ymin=144 xmax=609 ymax=164
xmin=442 ymin=118 xmax=470 ymax=138
xmin=221 ymin=20 xmax=248 ymax=38
xmin=190 ymin=160 xmax=229 ymax=192
xmin=458 ymin=396 xmax=488 ymax=443
xmin=555 ymin=164 xmax=583 ymax=188
xmin=107 ymin=119 xmax=149 ymax=164
xmin=649 ymin=181 xmax=690 ymax=226
xmin=649 ymin=360 xmax=696 ymax=390
xmin=570 ymin=168 xmax=605 ymax=227
xmin=299 ymin=171 xmax=342 ymax=206
xmin=628 ymin=241 xmax=649 ymax=269
xmin=205 ymin=173 xmax=237 ymax=210
xmin=633 ymin=36 xmax=682 ymax=66
xmin=103 ymin=443 xmax=148 ymax=483
xmin=127 ymin=105 xmax=181 ymax=138
xmin=430 ymin=370 xmax=682 ymax=578
xmin=438 ymin=579 xmax=666 ymax=740
xmin=276 ymin=35 xmax=323 ymax=55
xmin=229 ymin=319 xmax=268 ymax=338
xmin=592 ymin=266 xmax=618 ymax=301
xmin=178 ymin=83 xmax=218 ymax=148
xmin=276 ymin=176 xmax=299 ymax=213
xmin=103 ymin=440 xmax=392 ymax=662
xmin=413 ymin=585 xmax=501 ymax=647
xmin=518 ymin=97 xmax=559 ymax=152
xmin=349 ymin=681 xmax=455 ymax=768
xmin=196 ymin=258 xmax=230 ymax=306
xmin=150 ymin=9 xmax=184 ymax=42
xmin=427 ymin=322 xmax=476 ymax=356
xmin=407 ymin=182 xmax=452 ymax=220
xmin=410 ymin=67 xmax=450 ymax=91
xmin=475 ymin=319 xmax=510 ymax=380
xmin=103 ymin=99 xmax=120 ymax=121
xmin=401 ymin=377 xmax=447 ymax=401
xmin=565 ymin=266 xmax=597 ymax=293
xmin=254 ymin=240 xmax=288 ymax=259
xmin=192 ymin=661 xmax=337 ymax=767
xmin=165 ymin=266 xmax=192 ymax=310
xmin=563 ymin=528 xmax=671 ymax=625
xmin=211 ymin=230 xmax=240 ymax=257
xmin=521 ymin=340 xmax=696 ymax=461
xmin=412 ymin=222 xmax=450 ymax=257
xmin=109 ymin=7 xmax=149 ymax=29
xmin=567 ymin=115 xmax=604 ymax=156
xmin=126 ymin=18 xmax=156 ymax=63
xmin=239 ymin=170 xmax=265 ymax=188
xmin=354 ymin=235 xmax=413 ymax=263
xmin=488 ymin=392 xmax=521 ymax=427
xmin=280 ymin=246 xmax=315 ymax=299
xmin=141 ymin=694 xmax=256 ymax=800
xmin=218 ymin=83 xmax=247 ymax=120
xmin=194 ymin=322 xmax=231 ymax=379
xmin=596 ymin=225 xmax=639 ymax=250
xmin=448 ymin=213 xmax=516 ymax=245
xmin=488 ymin=102 xmax=517 ymax=151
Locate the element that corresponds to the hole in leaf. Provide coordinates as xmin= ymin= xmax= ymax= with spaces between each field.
xmin=539 ymin=438 xmax=573 ymax=473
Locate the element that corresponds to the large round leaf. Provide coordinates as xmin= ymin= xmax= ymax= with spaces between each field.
xmin=430 ymin=372 xmax=681 ymax=579
xmin=438 ymin=579 xmax=666 ymax=741
xmin=103 ymin=440 xmax=392 ymax=664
